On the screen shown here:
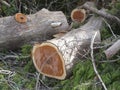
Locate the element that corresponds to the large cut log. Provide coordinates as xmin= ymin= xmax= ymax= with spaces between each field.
xmin=32 ymin=16 xmax=103 ymax=80
xmin=0 ymin=8 xmax=69 ymax=51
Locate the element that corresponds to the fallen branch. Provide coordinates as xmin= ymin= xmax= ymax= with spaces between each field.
xmin=90 ymin=32 xmax=107 ymax=90
xmin=104 ymin=39 xmax=120 ymax=59
xmin=80 ymin=2 xmax=120 ymax=24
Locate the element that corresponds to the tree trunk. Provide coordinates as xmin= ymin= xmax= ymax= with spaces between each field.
xmin=32 ymin=16 xmax=103 ymax=80
xmin=0 ymin=8 xmax=69 ymax=51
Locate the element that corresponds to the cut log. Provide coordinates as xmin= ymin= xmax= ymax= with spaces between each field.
xmin=32 ymin=16 xmax=103 ymax=80
xmin=71 ymin=8 xmax=86 ymax=23
xmin=104 ymin=40 xmax=120 ymax=59
xmin=15 ymin=13 xmax=27 ymax=23
xmin=0 ymin=8 xmax=69 ymax=51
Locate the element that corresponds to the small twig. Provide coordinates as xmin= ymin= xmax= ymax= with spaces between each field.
xmin=18 ymin=0 xmax=21 ymax=13
xmin=7 ymin=80 xmax=19 ymax=90
xmin=0 ymin=69 xmax=19 ymax=89
xmin=90 ymin=32 xmax=107 ymax=90
xmin=39 ymin=76 xmax=52 ymax=90
xmin=99 ymin=57 xmax=120 ymax=63
xmin=3 ymin=55 xmax=19 ymax=60
xmin=3 ymin=55 xmax=30 ymax=60
xmin=49 ymin=0 xmax=57 ymax=9
xmin=0 ymin=69 xmax=13 ymax=75
xmin=47 ymin=0 xmax=59 ymax=9
xmin=0 ymin=0 xmax=11 ymax=7
xmin=102 ymin=18 xmax=117 ymax=38
xmin=35 ymin=73 xmax=40 ymax=90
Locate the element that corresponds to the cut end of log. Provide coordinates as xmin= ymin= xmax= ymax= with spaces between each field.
xmin=32 ymin=43 xmax=66 ymax=80
xmin=71 ymin=9 xmax=86 ymax=23
xmin=15 ymin=13 xmax=27 ymax=23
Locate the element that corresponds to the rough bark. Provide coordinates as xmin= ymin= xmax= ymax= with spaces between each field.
xmin=104 ymin=39 xmax=120 ymax=59
xmin=32 ymin=16 xmax=103 ymax=80
xmin=0 ymin=8 xmax=69 ymax=51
